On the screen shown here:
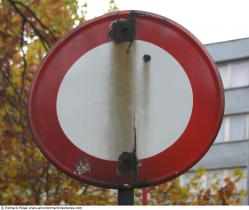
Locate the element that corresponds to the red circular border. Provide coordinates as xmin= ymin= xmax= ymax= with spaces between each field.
xmin=29 ymin=10 xmax=224 ymax=189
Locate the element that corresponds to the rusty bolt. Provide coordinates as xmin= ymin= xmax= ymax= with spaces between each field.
xmin=143 ymin=54 xmax=151 ymax=62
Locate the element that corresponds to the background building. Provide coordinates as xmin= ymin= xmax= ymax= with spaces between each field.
xmin=182 ymin=37 xmax=249 ymax=204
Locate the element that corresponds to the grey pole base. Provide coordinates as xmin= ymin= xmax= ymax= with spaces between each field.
xmin=118 ymin=188 xmax=134 ymax=205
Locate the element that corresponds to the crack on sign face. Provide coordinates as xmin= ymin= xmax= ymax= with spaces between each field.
xmin=108 ymin=15 xmax=136 ymax=45
xmin=73 ymin=158 xmax=91 ymax=175
xmin=117 ymin=117 xmax=139 ymax=184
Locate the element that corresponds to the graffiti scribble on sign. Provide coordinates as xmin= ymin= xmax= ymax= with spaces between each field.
xmin=73 ymin=158 xmax=91 ymax=175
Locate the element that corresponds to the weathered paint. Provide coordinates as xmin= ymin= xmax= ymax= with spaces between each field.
xmin=56 ymin=41 xmax=193 ymax=161
xmin=29 ymin=11 xmax=224 ymax=189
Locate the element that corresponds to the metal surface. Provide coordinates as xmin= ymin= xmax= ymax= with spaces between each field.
xmin=29 ymin=10 xmax=224 ymax=189
xmin=56 ymin=40 xmax=193 ymax=161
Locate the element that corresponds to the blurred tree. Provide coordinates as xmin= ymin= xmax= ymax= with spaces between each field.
xmin=0 ymin=0 xmax=115 ymax=205
xmin=144 ymin=168 xmax=247 ymax=205
xmin=0 ymin=0 xmax=246 ymax=205
xmin=108 ymin=0 xmax=118 ymax=12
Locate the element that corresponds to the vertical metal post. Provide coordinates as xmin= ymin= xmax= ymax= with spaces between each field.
xmin=142 ymin=188 xmax=148 ymax=205
xmin=118 ymin=188 xmax=134 ymax=205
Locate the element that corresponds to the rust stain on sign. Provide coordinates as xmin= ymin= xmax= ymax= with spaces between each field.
xmin=117 ymin=117 xmax=139 ymax=185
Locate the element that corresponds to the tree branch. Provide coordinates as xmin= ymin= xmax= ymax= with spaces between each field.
xmin=0 ymin=70 xmax=26 ymax=106
xmin=12 ymin=0 xmax=57 ymax=43
xmin=8 ymin=0 xmax=52 ymax=50
xmin=19 ymin=18 xmax=27 ymax=98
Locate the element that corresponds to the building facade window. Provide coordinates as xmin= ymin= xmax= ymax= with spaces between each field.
xmin=215 ymin=114 xmax=249 ymax=143
xmin=229 ymin=115 xmax=247 ymax=141
xmin=218 ymin=59 xmax=249 ymax=89
xmin=215 ymin=120 xmax=225 ymax=143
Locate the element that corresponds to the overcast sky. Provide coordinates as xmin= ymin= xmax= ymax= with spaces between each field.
xmin=79 ymin=0 xmax=249 ymax=44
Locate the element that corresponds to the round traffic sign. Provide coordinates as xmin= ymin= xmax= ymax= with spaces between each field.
xmin=29 ymin=11 xmax=224 ymax=189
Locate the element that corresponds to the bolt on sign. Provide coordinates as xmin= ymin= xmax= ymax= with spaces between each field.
xmin=29 ymin=11 xmax=224 ymax=189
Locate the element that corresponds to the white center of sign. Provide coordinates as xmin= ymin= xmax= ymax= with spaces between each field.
xmin=56 ymin=40 xmax=193 ymax=161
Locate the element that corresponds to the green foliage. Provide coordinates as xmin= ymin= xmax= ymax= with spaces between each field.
xmin=108 ymin=0 xmax=118 ymax=12
xmin=0 ymin=0 xmax=247 ymax=205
